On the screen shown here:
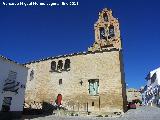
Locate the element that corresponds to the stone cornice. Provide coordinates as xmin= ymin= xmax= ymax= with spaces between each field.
xmin=24 ymin=48 xmax=120 ymax=65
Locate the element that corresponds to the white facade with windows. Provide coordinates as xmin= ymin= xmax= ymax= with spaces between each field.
xmin=142 ymin=67 xmax=160 ymax=107
xmin=0 ymin=55 xmax=28 ymax=118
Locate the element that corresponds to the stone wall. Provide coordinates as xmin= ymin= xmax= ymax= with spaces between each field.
xmin=25 ymin=50 xmax=127 ymax=113
xmin=126 ymin=88 xmax=142 ymax=102
xmin=88 ymin=8 xmax=121 ymax=52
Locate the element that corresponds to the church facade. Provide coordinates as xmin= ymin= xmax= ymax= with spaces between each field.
xmin=25 ymin=8 xmax=127 ymax=114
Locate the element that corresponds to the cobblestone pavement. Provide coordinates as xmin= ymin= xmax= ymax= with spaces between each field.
xmin=24 ymin=106 xmax=160 ymax=120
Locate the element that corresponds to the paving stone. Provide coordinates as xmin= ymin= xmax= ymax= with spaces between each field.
xmin=23 ymin=106 xmax=160 ymax=120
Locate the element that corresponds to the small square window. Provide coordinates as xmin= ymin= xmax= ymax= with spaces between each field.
xmin=92 ymin=102 xmax=94 ymax=106
xmin=59 ymin=79 xmax=62 ymax=85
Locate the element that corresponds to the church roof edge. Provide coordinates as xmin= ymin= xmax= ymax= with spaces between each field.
xmin=24 ymin=48 xmax=120 ymax=65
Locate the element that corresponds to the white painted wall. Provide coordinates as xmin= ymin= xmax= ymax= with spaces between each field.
xmin=147 ymin=67 xmax=160 ymax=87
xmin=143 ymin=67 xmax=160 ymax=106
xmin=0 ymin=57 xmax=28 ymax=112
xmin=156 ymin=70 xmax=160 ymax=85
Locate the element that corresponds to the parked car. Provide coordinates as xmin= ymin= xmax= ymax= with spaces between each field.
xmin=127 ymin=102 xmax=136 ymax=109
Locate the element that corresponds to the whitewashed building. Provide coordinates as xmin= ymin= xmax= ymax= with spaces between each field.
xmin=141 ymin=67 xmax=160 ymax=107
xmin=0 ymin=55 xmax=28 ymax=119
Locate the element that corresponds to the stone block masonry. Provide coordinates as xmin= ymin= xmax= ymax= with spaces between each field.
xmin=24 ymin=8 xmax=127 ymax=115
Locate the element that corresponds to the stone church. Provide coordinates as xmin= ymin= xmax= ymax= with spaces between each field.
xmin=25 ymin=8 xmax=127 ymax=114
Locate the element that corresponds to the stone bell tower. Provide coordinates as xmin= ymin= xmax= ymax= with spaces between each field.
xmin=88 ymin=8 xmax=122 ymax=52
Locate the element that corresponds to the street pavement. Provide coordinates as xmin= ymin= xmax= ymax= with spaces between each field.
xmin=23 ymin=106 xmax=160 ymax=120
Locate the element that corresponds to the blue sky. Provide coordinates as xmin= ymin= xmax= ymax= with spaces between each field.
xmin=0 ymin=0 xmax=160 ymax=89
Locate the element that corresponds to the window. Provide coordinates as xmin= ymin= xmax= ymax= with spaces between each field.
xmin=103 ymin=13 xmax=108 ymax=22
xmin=92 ymin=102 xmax=94 ymax=106
xmin=1 ymin=97 xmax=12 ymax=112
xmin=151 ymin=73 xmax=156 ymax=84
xmin=59 ymin=79 xmax=62 ymax=85
xmin=51 ymin=61 xmax=56 ymax=71
xmin=88 ymin=79 xmax=99 ymax=96
xmin=57 ymin=60 xmax=63 ymax=70
xmin=64 ymin=59 xmax=70 ymax=70
xmin=108 ymin=25 xmax=115 ymax=38
xmin=30 ymin=70 xmax=34 ymax=81
xmin=99 ymin=27 xmax=105 ymax=39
